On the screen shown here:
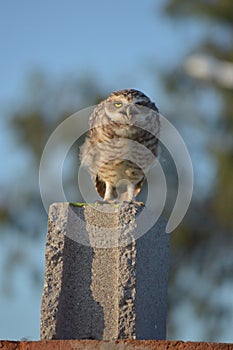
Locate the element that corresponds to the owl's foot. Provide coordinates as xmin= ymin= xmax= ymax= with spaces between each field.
xmin=122 ymin=200 xmax=144 ymax=207
xmin=132 ymin=200 xmax=144 ymax=207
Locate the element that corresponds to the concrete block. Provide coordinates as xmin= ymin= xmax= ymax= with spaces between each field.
xmin=40 ymin=202 xmax=169 ymax=340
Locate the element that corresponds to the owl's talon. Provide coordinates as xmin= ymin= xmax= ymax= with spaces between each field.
xmin=121 ymin=200 xmax=144 ymax=207
xmin=133 ymin=201 xmax=144 ymax=207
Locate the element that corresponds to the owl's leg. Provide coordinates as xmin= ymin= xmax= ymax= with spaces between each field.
xmin=117 ymin=182 xmax=134 ymax=202
xmin=121 ymin=182 xmax=144 ymax=206
xmin=126 ymin=182 xmax=135 ymax=202
xmin=104 ymin=181 xmax=115 ymax=201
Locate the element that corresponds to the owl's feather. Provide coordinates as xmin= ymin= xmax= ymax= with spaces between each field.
xmin=80 ymin=89 xmax=160 ymax=202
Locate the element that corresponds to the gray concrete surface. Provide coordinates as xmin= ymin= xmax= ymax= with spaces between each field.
xmin=40 ymin=202 xmax=169 ymax=340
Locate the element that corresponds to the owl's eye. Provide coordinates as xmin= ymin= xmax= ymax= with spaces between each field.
xmin=114 ymin=102 xmax=122 ymax=108
xmin=135 ymin=102 xmax=144 ymax=108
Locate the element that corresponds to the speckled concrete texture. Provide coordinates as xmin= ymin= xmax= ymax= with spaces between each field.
xmin=40 ymin=202 xmax=169 ymax=340
xmin=0 ymin=340 xmax=232 ymax=350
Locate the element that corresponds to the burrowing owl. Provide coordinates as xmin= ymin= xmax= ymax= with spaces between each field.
xmin=80 ymin=89 xmax=160 ymax=202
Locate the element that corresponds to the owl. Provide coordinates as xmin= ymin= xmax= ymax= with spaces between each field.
xmin=80 ymin=89 xmax=160 ymax=203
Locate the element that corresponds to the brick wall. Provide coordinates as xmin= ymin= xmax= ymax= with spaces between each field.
xmin=0 ymin=340 xmax=232 ymax=350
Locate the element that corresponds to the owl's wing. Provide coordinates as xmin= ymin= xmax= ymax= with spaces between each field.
xmin=89 ymin=102 xmax=104 ymax=129
xmin=95 ymin=175 xmax=106 ymax=198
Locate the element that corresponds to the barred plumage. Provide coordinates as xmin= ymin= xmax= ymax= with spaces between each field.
xmin=80 ymin=89 xmax=160 ymax=202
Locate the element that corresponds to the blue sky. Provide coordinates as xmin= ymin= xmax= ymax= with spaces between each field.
xmin=1 ymin=0 xmax=232 ymax=342
xmin=0 ymin=0 xmax=186 ymax=104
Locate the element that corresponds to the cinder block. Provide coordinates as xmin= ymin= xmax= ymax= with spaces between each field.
xmin=40 ymin=202 xmax=169 ymax=340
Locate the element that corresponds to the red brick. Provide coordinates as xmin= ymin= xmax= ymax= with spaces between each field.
xmin=0 ymin=340 xmax=232 ymax=350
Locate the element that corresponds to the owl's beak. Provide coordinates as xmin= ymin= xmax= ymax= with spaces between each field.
xmin=126 ymin=105 xmax=136 ymax=120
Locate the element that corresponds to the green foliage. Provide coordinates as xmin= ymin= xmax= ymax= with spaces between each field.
xmin=163 ymin=0 xmax=233 ymax=341
xmin=69 ymin=202 xmax=88 ymax=207
xmin=9 ymin=72 xmax=106 ymax=163
xmin=165 ymin=0 xmax=233 ymax=25
xmin=0 ymin=72 xmax=107 ymax=297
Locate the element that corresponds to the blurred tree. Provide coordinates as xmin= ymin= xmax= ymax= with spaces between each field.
xmin=0 ymin=72 xmax=107 ymax=296
xmin=162 ymin=0 xmax=233 ymax=341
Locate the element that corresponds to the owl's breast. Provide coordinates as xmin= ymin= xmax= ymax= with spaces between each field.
xmin=92 ymin=137 xmax=156 ymax=185
xmin=81 ymin=120 xmax=159 ymax=186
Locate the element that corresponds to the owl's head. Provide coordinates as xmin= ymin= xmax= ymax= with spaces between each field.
xmin=103 ymin=89 xmax=158 ymax=125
